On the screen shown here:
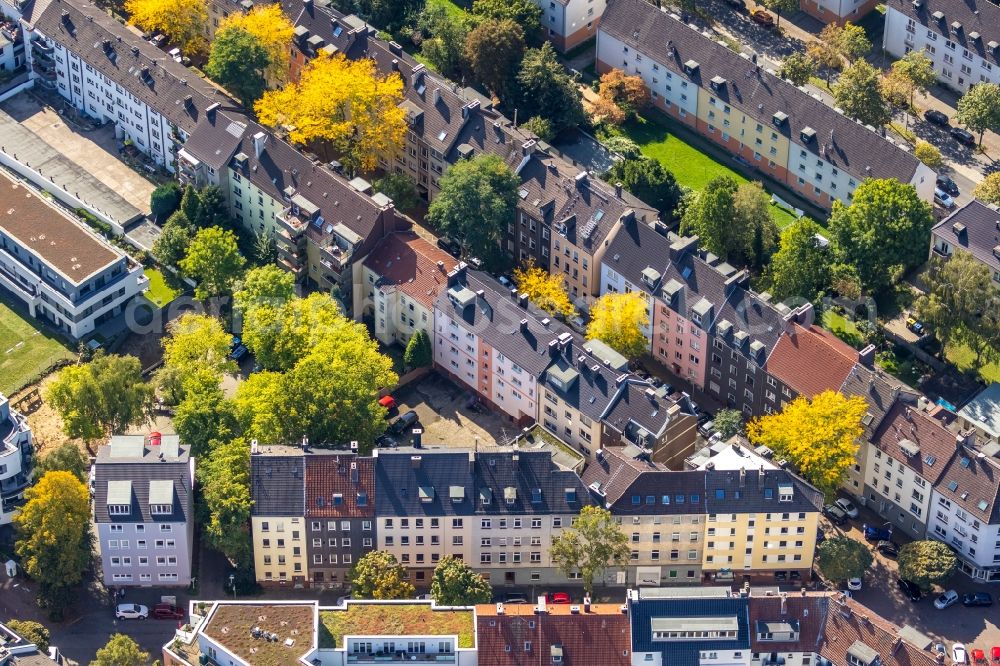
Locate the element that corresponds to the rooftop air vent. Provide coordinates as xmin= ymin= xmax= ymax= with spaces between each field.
xmin=931 ymin=10 xmax=945 ymax=20
xmin=710 ymin=75 xmax=726 ymax=91
xmin=800 ymin=126 xmax=817 ymax=143
xmin=683 ymin=59 xmax=700 ymax=75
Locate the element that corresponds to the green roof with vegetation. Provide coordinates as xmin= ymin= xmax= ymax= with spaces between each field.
xmin=319 ymin=604 xmax=475 ymax=650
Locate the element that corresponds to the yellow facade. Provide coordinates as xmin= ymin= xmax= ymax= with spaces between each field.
xmin=703 ymin=509 xmax=819 ymax=576
xmin=252 ymin=516 xmax=309 ymax=586
xmin=695 ymin=88 xmax=791 ymax=172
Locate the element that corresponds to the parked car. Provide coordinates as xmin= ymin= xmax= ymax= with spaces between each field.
xmin=863 ymin=525 xmax=892 ymax=542
xmin=698 ymin=420 xmax=716 ymax=438
xmin=936 ymin=175 xmax=960 ymax=196
xmin=953 ymin=644 xmax=969 ymax=665
xmin=847 ymin=577 xmax=863 ymax=591
xmin=896 ymin=578 xmax=922 ymax=602
xmin=834 ymin=498 xmax=859 ymax=519
xmin=115 ymin=603 xmax=149 ymax=620
xmin=750 ymin=9 xmax=774 ymax=25
xmin=823 ymin=504 xmax=848 ymax=526
xmin=876 ymin=541 xmax=899 ymax=557
xmin=924 ymin=109 xmax=950 ymax=126
xmin=972 ymin=649 xmax=986 ymax=664
xmin=546 ymin=592 xmax=571 ymax=604
xmin=934 ymin=589 xmax=959 ymax=609
xmin=962 ymin=592 xmax=994 ymax=607
xmin=230 ymin=343 xmax=248 ymax=361
xmin=724 ymin=0 xmax=745 ymax=8
xmin=389 ymin=410 xmax=419 ymax=435
xmin=152 ymin=603 xmax=184 ymax=620
xmin=950 ymin=127 xmax=977 ymax=147
xmin=504 ymin=594 xmax=529 ymax=604
xmin=436 ymin=236 xmax=461 ymax=258
xmin=991 ymin=647 xmax=1000 ymax=665
xmin=379 ymin=395 xmax=397 ymax=412
xmin=934 ymin=188 xmax=956 ymax=209
xmin=906 ymin=317 xmax=924 ymax=335
xmin=933 ymin=643 xmax=946 ymax=659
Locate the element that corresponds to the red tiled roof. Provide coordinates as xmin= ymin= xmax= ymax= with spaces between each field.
xmin=363 ymin=231 xmax=458 ymax=311
xmin=476 ymin=604 xmax=631 ymax=666
xmin=872 ymin=403 xmax=958 ymax=485
xmin=768 ymin=325 xmax=859 ymax=398
xmin=304 ymin=455 xmax=375 ymax=518
xmin=819 ymin=596 xmax=938 ymax=666
xmin=748 ymin=594 xmax=828 ymax=653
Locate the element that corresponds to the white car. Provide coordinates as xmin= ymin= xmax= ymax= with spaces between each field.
xmin=952 ymin=643 xmax=967 ymax=665
xmin=834 ymin=498 xmax=859 ymax=519
xmin=934 ymin=589 xmax=959 ymax=610
xmin=847 ymin=577 xmax=863 ymax=591
xmin=934 ymin=188 xmax=956 ymax=210
xmin=115 ymin=603 xmax=148 ymax=620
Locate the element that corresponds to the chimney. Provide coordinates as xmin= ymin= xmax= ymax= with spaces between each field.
xmin=548 ymin=339 xmax=560 ymax=358
xmin=739 ymin=467 xmax=745 ymax=487
xmin=205 ymin=102 xmax=221 ymax=120
xmin=780 ymin=592 xmax=787 ymax=615
xmin=433 ymin=88 xmax=441 ymax=104
xmin=758 ymin=465 xmax=765 ymax=489
xmin=520 ymin=318 xmax=529 ymax=333
xmin=614 ymin=182 xmax=623 ymax=198
xmin=391 ymin=58 xmax=399 ymax=72
xmin=518 ymin=293 xmax=528 ymax=308
xmin=411 ymin=455 xmax=422 ymax=468
xmin=350 ymin=462 xmax=359 ymax=484
xmin=512 ymin=453 xmax=520 ymax=472
xmin=301 ymin=435 xmax=310 ymax=452
xmin=794 ymin=302 xmax=815 ymax=329
xmin=669 ymin=235 xmax=699 ymax=262
xmin=253 ymin=131 xmax=268 ymax=158
xmin=858 ymin=344 xmax=876 ymax=368
xmin=583 ymin=596 xmax=592 ymax=613
xmin=412 ymin=428 xmax=423 ymax=449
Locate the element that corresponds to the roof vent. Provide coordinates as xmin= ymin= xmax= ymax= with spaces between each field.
xmin=911 ymin=0 xmax=923 ymax=8
xmin=931 ymin=10 xmax=945 ymax=20
xmin=951 ymin=20 xmax=962 ymax=34
xmin=801 ymin=126 xmax=817 ymax=143
xmin=683 ymin=59 xmax=699 ymax=75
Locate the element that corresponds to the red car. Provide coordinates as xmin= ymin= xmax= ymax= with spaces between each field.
xmin=152 ymin=603 xmax=184 ymax=620
xmin=990 ymin=647 xmax=1000 ymax=665
xmin=546 ymin=592 xmax=571 ymax=604
xmin=379 ymin=395 xmax=397 ymax=411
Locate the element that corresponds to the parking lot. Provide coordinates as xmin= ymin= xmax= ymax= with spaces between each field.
xmin=386 ymin=372 xmax=521 ymax=448
xmin=820 ymin=501 xmax=1000 ymax=654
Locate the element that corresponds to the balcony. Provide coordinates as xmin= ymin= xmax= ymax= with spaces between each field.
xmin=30 ymin=38 xmax=52 ymax=54
xmin=276 ymin=227 xmax=306 ymax=251
xmin=347 ymin=653 xmax=456 ymax=664
xmin=277 ymin=242 xmax=305 ymax=264
xmin=31 ymin=60 xmax=55 ymax=79
xmin=279 ymin=256 xmax=306 ymax=279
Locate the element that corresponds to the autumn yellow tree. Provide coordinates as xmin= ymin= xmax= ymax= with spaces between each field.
xmin=125 ymin=0 xmax=207 ymax=54
xmin=586 ymin=292 xmax=649 ymax=358
xmin=598 ymin=69 xmax=650 ymax=117
xmin=513 ymin=261 xmax=576 ymax=319
xmin=254 ymin=53 xmax=406 ymax=173
xmin=746 ymin=391 xmax=867 ymax=499
xmin=217 ymin=5 xmax=294 ymax=82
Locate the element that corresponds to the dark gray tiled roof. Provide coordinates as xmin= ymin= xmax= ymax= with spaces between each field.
xmin=251 ymin=450 xmax=305 ymax=516
xmin=933 ymin=447 xmax=1000 ymax=524
xmin=543 ymin=345 xmax=625 ymax=422
xmin=93 ymin=441 xmax=192 ymax=524
xmin=931 ymin=201 xmax=1000 ymax=274
xmin=374 ymin=449 xmax=477 ymax=517
xmin=630 ymin=595 xmax=750 ymax=666
xmin=839 ymin=365 xmax=915 ymax=437
xmin=714 ymin=279 xmax=787 ymax=361
xmin=581 ymin=447 xmax=668 ymax=505
xmin=181 ymin=113 xmax=247 ymax=171
xmin=280 ymin=0 xmax=366 ymax=57
xmin=604 ymin=218 xmax=672 ymax=294
xmin=601 ymin=0 xmax=923 ymax=183
xmin=602 ymin=380 xmax=689 ymax=439
xmin=883 ymin=0 xmax=1000 ymax=65
xmin=472 ymin=451 xmax=594 ymax=515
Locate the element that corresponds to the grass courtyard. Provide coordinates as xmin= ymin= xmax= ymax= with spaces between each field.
xmin=319 ymin=605 xmax=476 ymax=650
xmin=143 ymin=267 xmax=180 ymax=308
xmin=945 ymin=341 xmax=1000 ymax=384
xmin=0 ymin=299 xmax=75 ymax=395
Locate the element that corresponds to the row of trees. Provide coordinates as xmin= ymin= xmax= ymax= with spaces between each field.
xmin=817 ymin=537 xmax=956 ymax=592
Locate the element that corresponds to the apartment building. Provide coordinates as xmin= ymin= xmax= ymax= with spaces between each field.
xmin=766 ymin=316 xmax=868 ymax=404
xmin=956 ymin=383 xmax=1000 ymax=446
xmin=600 ymin=214 xmax=666 ymax=349
xmin=358 ymin=231 xmax=458 ymax=348
xmin=598 ymin=0 xmax=935 ymax=210
xmin=882 ymin=0 xmax=1000 ymax=94
xmin=280 ymin=0 xmax=367 ymax=82
xmin=0 ymin=172 xmax=147 ymax=339
xmin=0 ymin=394 xmax=32 ymax=527
xmin=531 ymin=0 xmax=605 ymax=51
xmin=799 ymin=0 xmax=880 ymax=25
xmin=93 ymin=434 xmax=195 ymax=587
xmin=471 ymin=450 xmax=594 ymax=586
xmin=926 ymin=440 xmax=1000 ymax=582
xmin=250 ymin=445 xmax=307 ymax=587
xmin=863 ymin=402 xmax=958 ymax=539
xmin=0 ymin=620 xmax=57 ymax=664
xmin=930 ymin=201 xmax=1000 ymax=288
xmin=374 ymin=449 xmax=476 ymax=585
xmin=0 ymin=15 xmax=24 ymax=73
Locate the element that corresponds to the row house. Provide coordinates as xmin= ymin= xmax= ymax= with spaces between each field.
xmin=597 ymin=0 xmax=935 ymax=211
xmin=358 ymin=231 xmax=459 ymax=349
xmin=930 ymin=201 xmax=1000 ymax=288
xmin=799 ymin=0 xmax=881 ymax=26
xmin=250 ymin=444 xmax=377 ymax=588
xmin=882 ymin=0 xmax=1000 ymax=94
xmin=93 ymin=434 xmax=195 ymax=587
xmin=584 ymin=448 xmax=824 ymax=585
xmin=0 ymin=171 xmax=148 ymax=339
xmin=0 ymin=393 xmax=32 ymax=526
xmin=532 ymin=0 xmax=606 ymax=52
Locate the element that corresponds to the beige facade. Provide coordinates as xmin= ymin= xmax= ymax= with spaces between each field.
xmin=540 ymin=387 xmax=604 ymax=459
xmin=252 ymin=516 xmax=309 ymax=587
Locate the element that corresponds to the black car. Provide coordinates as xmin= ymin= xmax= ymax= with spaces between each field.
xmin=950 ymin=127 xmax=977 ymax=147
xmin=923 ymin=109 xmax=949 ymax=126
xmin=962 ymin=592 xmax=993 ymax=607
xmin=877 ymin=541 xmax=899 ymax=557
xmin=823 ymin=504 xmax=848 ymax=526
xmin=436 ymin=236 xmax=461 ymax=258
xmin=897 ymin=579 xmax=922 ymax=602
xmin=389 ymin=410 xmax=419 ymax=435
xmin=936 ymin=175 xmax=960 ymax=197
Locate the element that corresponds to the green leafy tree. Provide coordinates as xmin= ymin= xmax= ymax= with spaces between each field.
xmin=890 ymin=50 xmax=936 ymax=107
xmin=807 ymin=39 xmax=843 ymax=84
xmin=199 ymin=437 xmax=253 ymax=567
xmin=34 ymin=443 xmax=88 ymax=482
xmin=762 ymin=0 xmax=797 ymax=28
xmin=734 ymin=181 xmax=778 ymax=270
xmin=14 ymin=472 xmax=91 ymax=614
xmin=972 ymin=172 xmax=1000 ymax=205
xmin=956 ymin=82 xmax=1000 ymax=147
xmin=913 ymin=141 xmax=943 ymax=169
xmin=240 ymin=292 xmax=345 ymax=372
xmin=712 ymin=409 xmax=744 ymax=439
xmin=206 ymin=26 xmax=270 ymax=106
xmin=766 ymin=219 xmax=831 ymax=303
xmin=833 ymin=61 xmax=891 ymax=128
xmin=897 ymin=540 xmax=958 ymax=591
xmin=550 ymin=506 xmax=629 ymax=596
xmin=46 ymin=353 xmax=153 ymax=441
xmin=173 ymin=366 xmax=236 ymax=457
xmin=90 ymin=634 xmax=149 ymax=666
xmin=430 ymin=555 xmax=493 ymax=605
xmin=603 ymin=135 xmax=642 ymax=160
xmin=516 ymin=43 xmax=585 ymax=133
xmin=349 ymin=551 xmax=415 ymax=599
xmin=523 ymin=116 xmax=554 ymax=142
xmin=828 ymin=178 xmax=934 ymax=293
xmin=426 ymin=153 xmax=519 ymax=271
xmin=152 ymin=210 xmax=194 ymax=270
xmin=5 ymin=620 xmax=49 ymax=652
xmin=353 ymin=0 xmax=425 ymax=33
xmin=829 ymin=22 xmax=871 ymax=61
xmin=373 ymin=173 xmax=420 ymax=213
xmin=404 ymin=329 xmax=433 ymax=369
xmin=606 ymin=158 xmax=682 ymax=220
xmin=816 ymin=536 xmax=873 ymax=583
xmin=780 ymin=52 xmax=815 ymax=86
xmin=150 ymin=182 xmax=182 ymax=223
xmin=417 ymin=4 xmax=468 ymax=79
xmin=232 ymin=371 xmax=287 ymax=445
xmin=193 ymin=186 xmax=233 ymax=230
xmin=464 ymin=19 xmax=525 ymax=100
xmin=162 ymin=313 xmax=235 ymax=384
xmin=253 ymin=231 xmax=277 ymax=265
xmin=682 ymin=175 xmax=758 ymax=263
xmin=471 ymin=0 xmax=541 ymax=41
xmin=234 ymin=265 xmax=296 ymax=316
xmin=180 ymin=185 xmax=202 ymax=224
xmin=179 ymin=226 xmax=246 ymax=300
xmin=587 ymin=292 xmax=649 ymax=359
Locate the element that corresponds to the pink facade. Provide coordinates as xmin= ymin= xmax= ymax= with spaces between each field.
xmin=651 ymin=299 xmax=708 ymax=388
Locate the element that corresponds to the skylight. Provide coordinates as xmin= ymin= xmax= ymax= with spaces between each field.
xmin=924 ymin=454 xmax=937 ymax=466
xmin=438 ymin=130 xmax=447 ymax=141
xmin=978 ymin=500 xmax=989 ymax=511
xmin=947 ymin=481 xmax=959 ymax=492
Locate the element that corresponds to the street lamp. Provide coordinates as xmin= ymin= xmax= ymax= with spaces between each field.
xmin=229 ymin=574 xmax=236 ymax=600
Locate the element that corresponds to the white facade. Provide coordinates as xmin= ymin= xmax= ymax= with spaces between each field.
xmin=862 ymin=446 xmax=931 ymax=539
xmin=434 ymin=308 xmax=480 ymax=392
xmin=883 ymin=7 xmax=1000 ymax=93
xmin=926 ymin=486 xmax=1000 ymax=581
xmin=536 ymin=0 xmax=605 ymax=50
xmin=362 ymin=265 xmax=434 ymax=349
xmin=97 ymin=520 xmax=192 ymax=586
xmin=597 ymin=29 xmax=699 ymax=119
xmin=0 ymin=394 xmax=32 ymax=526
xmin=487 ymin=348 xmax=538 ymax=422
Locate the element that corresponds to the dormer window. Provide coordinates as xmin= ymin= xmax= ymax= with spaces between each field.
xmin=778 ymin=484 xmax=793 ymax=502
xmin=357 ymin=492 xmax=368 ymax=507
xmin=333 ymin=493 xmax=344 ymax=506
xmin=108 ymin=504 xmax=131 ymax=515
xmin=150 ymin=504 xmax=172 ymax=515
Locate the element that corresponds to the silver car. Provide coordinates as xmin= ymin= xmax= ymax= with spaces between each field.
xmin=115 ymin=603 xmax=148 ymax=620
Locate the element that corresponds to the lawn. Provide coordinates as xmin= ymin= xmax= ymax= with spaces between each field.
xmin=944 ymin=341 xmax=1000 ymax=384
xmin=319 ymin=605 xmax=476 ymax=650
xmin=0 ymin=299 xmax=75 ymax=395
xmin=143 ymin=268 xmax=180 ymax=308
xmin=822 ymin=310 xmax=864 ymax=349
xmin=427 ymin=0 xmax=468 ymax=21
xmin=619 ymin=116 xmax=802 ymax=229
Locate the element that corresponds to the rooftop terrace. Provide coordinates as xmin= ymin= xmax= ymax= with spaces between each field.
xmin=201 ymin=603 xmax=315 ymax=666
xmin=319 ymin=603 xmax=475 ymax=650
